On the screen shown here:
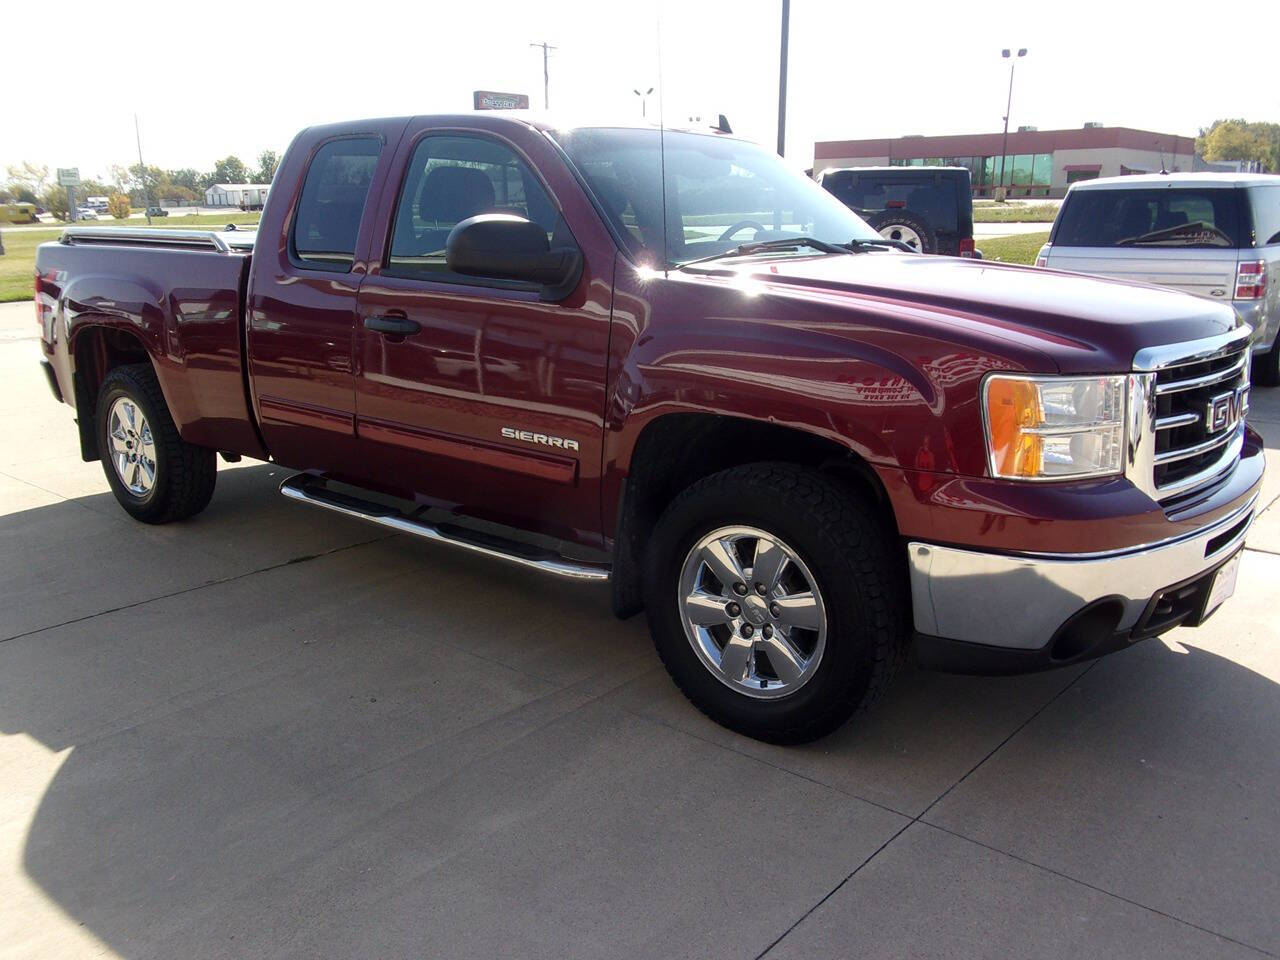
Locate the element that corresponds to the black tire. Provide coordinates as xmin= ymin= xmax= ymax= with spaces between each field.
xmin=95 ymin=363 xmax=216 ymax=523
xmin=867 ymin=210 xmax=936 ymax=254
xmin=642 ymin=463 xmax=910 ymax=744
xmin=1252 ymin=337 xmax=1280 ymax=387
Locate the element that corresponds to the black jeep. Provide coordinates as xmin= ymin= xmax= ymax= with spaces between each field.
xmin=819 ymin=166 xmax=976 ymax=257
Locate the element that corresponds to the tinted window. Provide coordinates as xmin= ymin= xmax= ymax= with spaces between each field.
xmin=558 ymin=128 xmax=878 ymax=267
xmin=1250 ymin=186 xmax=1280 ymax=246
xmin=387 ymin=135 xmax=559 ymax=281
xmin=1054 ymin=188 xmax=1244 ymax=248
xmin=292 ymin=138 xmax=381 ymax=270
xmin=836 ymin=175 xmax=958 ymax=232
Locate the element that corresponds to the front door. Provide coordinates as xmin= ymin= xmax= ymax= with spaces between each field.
xmin=354 ymin=127 xmax=614 ymax=548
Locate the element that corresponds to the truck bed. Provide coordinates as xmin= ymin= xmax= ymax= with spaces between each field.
xmin=36 ymin=227 xmax=267 ymax=460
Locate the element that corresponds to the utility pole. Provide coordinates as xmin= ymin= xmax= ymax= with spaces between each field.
xmin=135 ymin=113 xmax=152 ymax=224
xmin=999 ymin=48 xmax=1026 ymax=193
xmin=633 ymin=87 xmax=654 ymax=119
xmin=529 ymin=41 xmax=557 ymax=110
xmin=777 ymin=0 xmax=790 ymax=157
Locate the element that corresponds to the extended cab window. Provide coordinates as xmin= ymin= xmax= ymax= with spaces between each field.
xmin=292 ymin=138 xmax=382 ymax=270
xmin=387 ymin=135 xmax=559 ymax=281
xmin=1054 ymin=188 xmax=1244 ymax=248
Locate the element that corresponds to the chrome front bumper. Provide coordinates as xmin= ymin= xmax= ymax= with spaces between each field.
xmin=908 ymin=493 xmax=1257 ymax=653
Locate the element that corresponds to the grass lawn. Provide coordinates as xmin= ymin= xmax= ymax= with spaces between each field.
xmin=0 ymin=214 xmax=261 ymax=302
xmin=979 ymin=230 xmax=1050 ymax=265
xmin=973 ymin=203 xmax=1059 ymax=223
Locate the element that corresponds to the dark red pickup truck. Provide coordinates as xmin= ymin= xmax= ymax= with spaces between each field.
xmin=35 ymin=115 xmax=1265 ymax=742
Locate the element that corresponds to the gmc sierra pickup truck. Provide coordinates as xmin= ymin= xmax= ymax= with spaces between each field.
xmin=35 ymin=115 xmax=1265 ymax=743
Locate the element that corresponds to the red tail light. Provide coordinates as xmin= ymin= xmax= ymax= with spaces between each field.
xmin=1035 ymin=256 xmax=1048 ymax=268
xmin=1235 ymin=260 xmax=1266 ymax=300
xmin=959 ymin=237 xmax=975 ymax=258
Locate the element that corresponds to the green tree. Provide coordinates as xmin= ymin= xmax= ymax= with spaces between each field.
xmin=1197 ymin=119 xmax=1280 ymax=172
xmin=210 ymin=155 xmax=250 ymax=185
xmin=39 ymin=184 xmax=69 ymax=220
xmin=256 ymin=150 xmax=279 ymax=184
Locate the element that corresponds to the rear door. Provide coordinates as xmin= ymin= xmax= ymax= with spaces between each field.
xmin=246 ymin=123 xmax=405 ymax=475
xmin=1046 ymin=186 xmax=1244 ymax=301
xmin=352 ymin=122 xmax=615 ymax=547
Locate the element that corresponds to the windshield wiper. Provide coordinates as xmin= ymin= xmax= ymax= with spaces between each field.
xmin=846 ymin=236 xmax=918 ymax=253
xmin=677 ymin=236 xmax=853 ymax=269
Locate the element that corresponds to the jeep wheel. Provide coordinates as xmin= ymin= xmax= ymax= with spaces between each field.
xmin=96 ymin=363 xmax=217 ymax=523
xmin=643 ymin=463 xmax=909 ymax=744
xmin=868 ymin=211 xmax=936 ymax=254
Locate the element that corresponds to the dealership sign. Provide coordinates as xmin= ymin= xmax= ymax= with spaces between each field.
xmin=473 ymin=90 xmax=530 ymax=110
xmin=57 ymin=167 xmax=81 ymax=187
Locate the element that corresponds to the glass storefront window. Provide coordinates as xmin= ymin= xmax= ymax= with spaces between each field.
xmin=1011 ymin=154 xmax=1033 ymax=185
xmin=1031 ymin=153 xmax=1052 ymax=186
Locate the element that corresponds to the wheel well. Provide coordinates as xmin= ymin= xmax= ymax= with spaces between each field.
xmin=610 ymin=413 xmax=897 ymax=618
xmin=71 ymin=326 xmax=152 ymax=462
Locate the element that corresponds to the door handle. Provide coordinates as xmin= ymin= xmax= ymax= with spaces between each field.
xmin=363 ymin=315 xmax=421 ymax=336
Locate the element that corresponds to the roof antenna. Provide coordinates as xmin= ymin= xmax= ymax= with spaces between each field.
xmin=715 ymin=114 xmax=733 ymax=134
xmin=656 ymin=13 xmax=669 ymax=276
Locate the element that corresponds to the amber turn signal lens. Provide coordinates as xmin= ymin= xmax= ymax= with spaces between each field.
xmin=986 ymin=377 xmax=1044 ymax=478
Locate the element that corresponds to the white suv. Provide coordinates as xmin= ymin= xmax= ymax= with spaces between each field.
xmin=1037 ymin=173 xmax=1280 ymax=384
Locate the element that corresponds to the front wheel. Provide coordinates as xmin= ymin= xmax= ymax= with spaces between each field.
xmin=96 ymin=364 xmax=217 ymax=523
xmin=643 ymin=463 xmax=909 ymax=744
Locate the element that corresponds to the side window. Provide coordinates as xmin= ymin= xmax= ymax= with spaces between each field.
xmin=291 ymin=138 xmax=382 ymax=271
xmin=387 ymin=135 xmax=559 ymax=281
xmin=1250 ymin=186 xmax=1280 ymax=247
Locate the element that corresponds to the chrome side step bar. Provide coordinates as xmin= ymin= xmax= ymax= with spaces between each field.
xmin=278 ymin=473 xmax=610 ymax=582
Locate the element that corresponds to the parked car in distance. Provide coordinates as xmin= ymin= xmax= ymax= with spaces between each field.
xmin=35 ymin=115 xmax=1264 ymax=744
xmin=74 ymin=208 xmax=98 ymax=221
xmin=1038 ymin=173 xmax=1280 ymax=383
xmin=1 ymin=202 xmax=40 ymax=224
xmin=818 ymin=165 xmax=977 ymax=257
xmin=145 ymin=206 xmax=169 ymax=218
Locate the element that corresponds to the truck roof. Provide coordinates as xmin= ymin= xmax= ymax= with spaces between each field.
xmin=1070 ymin=172 xmax=1280 ymax=190
xmin=299 ymin=112 xmax=744 ymax=141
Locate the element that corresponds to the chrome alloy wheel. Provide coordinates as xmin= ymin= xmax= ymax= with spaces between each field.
xmin=107 ymin=397 xmax=157 ymax=497
xmin=878 ymin=223 xmax=922 ymax=250
xmin=677 ymin=526 xmax=828 ymax=700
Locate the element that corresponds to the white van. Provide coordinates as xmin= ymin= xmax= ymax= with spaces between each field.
xmin=1037 ymin=174 xmax=1280 ymax=384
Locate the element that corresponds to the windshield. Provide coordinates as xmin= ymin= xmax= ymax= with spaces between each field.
xmin=1053 ymin=188 xmax=1245 ymax=249
xmin=554 ymin=127 xmax=881 ymax=267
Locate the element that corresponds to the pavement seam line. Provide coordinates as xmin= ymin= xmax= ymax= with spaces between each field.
xmin=755 ymin=661 xmax=1099 ymax=959
xmin=919 ymin=822 xmax=1278 ymax=958
xmin=0 ymin=533 xmax=395 ymax=645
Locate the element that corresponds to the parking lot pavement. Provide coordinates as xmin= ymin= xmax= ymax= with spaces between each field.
xmin=2 ymin=297 xmax=1278 ymax=959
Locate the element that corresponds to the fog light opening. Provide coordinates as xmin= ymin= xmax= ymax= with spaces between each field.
xmin=1048 ymin=599 xmax=1125 ymax=662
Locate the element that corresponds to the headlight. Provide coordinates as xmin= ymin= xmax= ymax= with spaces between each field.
xmin=983 ymin=374 xmax=1126 ymax=480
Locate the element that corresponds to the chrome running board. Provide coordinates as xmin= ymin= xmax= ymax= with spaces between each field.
xmin=279 ymin=473 xmax=610 ymax=582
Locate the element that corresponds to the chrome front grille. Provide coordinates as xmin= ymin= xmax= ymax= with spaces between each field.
xmin=1127 ymin=328 xmax=1252 ymax=505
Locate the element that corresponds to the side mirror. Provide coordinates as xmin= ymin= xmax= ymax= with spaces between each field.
xmin=446 ymin=214 xmax=582 ymax=301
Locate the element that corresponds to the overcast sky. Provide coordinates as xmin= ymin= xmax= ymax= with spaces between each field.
xmin=4 ymin=0 xmax=1277 ymax=182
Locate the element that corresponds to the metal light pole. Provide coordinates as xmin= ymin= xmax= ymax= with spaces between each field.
xmin=633 ymin=87 xmax=654 ymax=119
xmin=777 ymin=0 xmax=790 ymax=156
xmin=135 ymin=113 xmax=153 ymax=224
xmin=999 ymin=48 xmax=1026 ymax=192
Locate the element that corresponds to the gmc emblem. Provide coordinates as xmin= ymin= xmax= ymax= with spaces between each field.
xmin=1205 ymin=386 xmax=1248 ymax=433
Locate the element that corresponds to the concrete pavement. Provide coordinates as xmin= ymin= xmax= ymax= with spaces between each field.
xmin=2 ymin=299 xmax=1278 ymax=959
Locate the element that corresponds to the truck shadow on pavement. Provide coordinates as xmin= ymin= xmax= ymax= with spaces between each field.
xmin=2 ymin=461 xmax=1279 ymax=957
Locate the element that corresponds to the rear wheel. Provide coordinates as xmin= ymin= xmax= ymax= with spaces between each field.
xmin=96 ymin=364 xmax=216 ymax=523
xmin=643 ymin=463 xmax=909 ymax=743
xmin=868 ymin=211 xmax=936 ymax=254
xmin=1253 ymin=337 xmax=1280 ymax=387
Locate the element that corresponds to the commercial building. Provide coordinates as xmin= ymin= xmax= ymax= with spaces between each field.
xmin=813 ymin=125 xmax=1196 ymax=198
xmin=204 ymin=183 xmax=272 ymax=209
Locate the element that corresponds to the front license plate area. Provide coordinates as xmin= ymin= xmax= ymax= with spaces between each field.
xmin=1199 ymin=550 xmax=1241 ymax=623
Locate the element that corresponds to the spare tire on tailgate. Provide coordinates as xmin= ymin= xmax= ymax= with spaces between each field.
xmin=867 ymin=210 xmax=936 ymax=254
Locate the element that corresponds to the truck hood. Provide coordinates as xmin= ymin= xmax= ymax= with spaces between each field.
xmin=693 ymin=252 xmax=1242 ymax=374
